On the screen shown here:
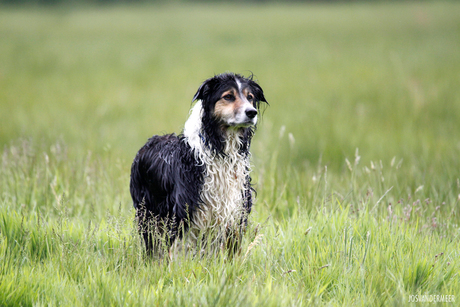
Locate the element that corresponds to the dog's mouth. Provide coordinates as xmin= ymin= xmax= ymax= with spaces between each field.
xmin=225 ymin=118 xmax=257 ymax=128
xmin=240 ymin=119 xmax=257 ymax=127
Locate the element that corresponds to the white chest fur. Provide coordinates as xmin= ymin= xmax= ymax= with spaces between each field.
xmin=182 ymin=102 xmax=251 ymax=246
xmin=194 ymin=129 xmax=249 ymax=229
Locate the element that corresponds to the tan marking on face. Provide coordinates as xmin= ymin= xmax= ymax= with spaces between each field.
xmin=214 ymin=89 xmax=244 ymax=124
xmin=242 ymin=88 xmax=255 ymax=103
xmin=214 ymin=87 xmax=258 ymax=127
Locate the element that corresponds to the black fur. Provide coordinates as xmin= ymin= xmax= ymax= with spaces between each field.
xmin=130 ymin=73 xmax=267 ymax=255
xmin=193 ymin=73 xmax=266 ymax=156
xmin=130 ymin=134 xmax=204 ymax=253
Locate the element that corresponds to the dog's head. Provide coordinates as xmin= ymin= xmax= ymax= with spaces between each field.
xmin=193 ymin=73 xmax=267 ymax=129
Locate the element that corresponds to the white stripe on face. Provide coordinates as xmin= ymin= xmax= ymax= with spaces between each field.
xmin=214 ymin=84 xmax=258 ymax=127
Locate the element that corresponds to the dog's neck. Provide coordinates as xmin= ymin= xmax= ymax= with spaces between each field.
xmin=182 ymin=101 xmax=252 ymax=245
xmin=183 ymin=101 xmax=204 ymax=153
xmin=183 ymin=101 xmax=249 ymax=157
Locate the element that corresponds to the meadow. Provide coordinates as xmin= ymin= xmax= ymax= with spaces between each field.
xmin=1 ymin=1 xmax=460 ymax=305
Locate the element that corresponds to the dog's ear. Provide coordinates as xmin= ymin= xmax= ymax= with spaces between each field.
xmin=193 ymin=77 xmax=215 ymax=102
xmin=249 ymin=80 xmax=268 ymax=107
xmin=193 ymin=82 xmax=206 ymax=102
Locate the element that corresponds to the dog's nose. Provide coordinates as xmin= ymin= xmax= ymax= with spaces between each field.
xmin=245 ymin=108 xmax=258 ymax=119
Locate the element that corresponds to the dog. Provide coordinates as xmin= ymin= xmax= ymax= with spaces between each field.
xmin=130 ymin=73 xmax=267 ymax=256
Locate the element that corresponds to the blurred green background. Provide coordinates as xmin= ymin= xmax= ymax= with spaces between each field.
xmin=1 ymin=1 xmax=459 ymax=173
xmin=1 ymin=2 xmax=460 ymax=305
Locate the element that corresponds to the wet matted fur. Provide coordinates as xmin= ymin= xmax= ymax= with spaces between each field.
xmin=130 ymin=73 xmax=267 ymax=257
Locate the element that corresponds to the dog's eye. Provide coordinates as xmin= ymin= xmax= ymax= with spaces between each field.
xmin=223 ymin=94 xmax=235 ymax=101
xmin=247 ymin=95 xmax=254 ymax=101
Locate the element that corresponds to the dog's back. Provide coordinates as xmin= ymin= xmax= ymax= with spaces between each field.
xmin=130 ymin=134 xmax=204 ymax=252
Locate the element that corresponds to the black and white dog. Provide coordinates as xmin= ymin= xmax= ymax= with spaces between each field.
xmin=130 ymin=73 xmax=267 ymax=256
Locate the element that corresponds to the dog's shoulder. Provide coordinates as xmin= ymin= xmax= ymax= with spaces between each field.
xmin=130 ymin=133 xmax=204 ymax=212
xmin=134 ymin=133 xmax=178 ymax=158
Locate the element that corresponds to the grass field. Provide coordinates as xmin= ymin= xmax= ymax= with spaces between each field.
xmin=1 ymin=1 xmax=460 ymax=306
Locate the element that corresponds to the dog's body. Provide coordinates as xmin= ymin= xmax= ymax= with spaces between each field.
xmin=130 ymin=73 xmax=267 ymax=256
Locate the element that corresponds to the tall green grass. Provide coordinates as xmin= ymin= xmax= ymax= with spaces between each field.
xmin=1 ymin=1 xmax=459 ymax=306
